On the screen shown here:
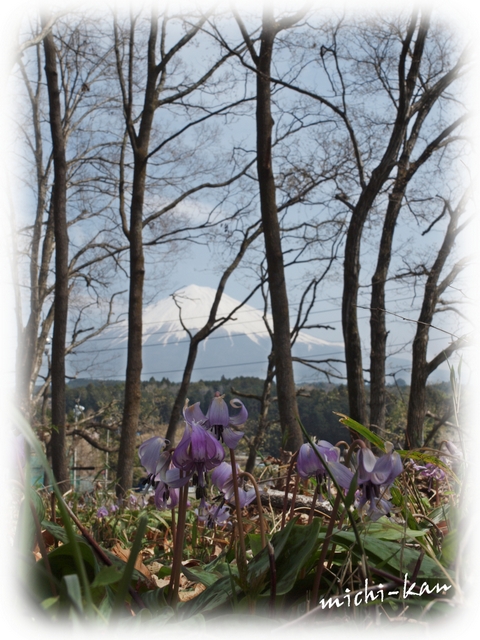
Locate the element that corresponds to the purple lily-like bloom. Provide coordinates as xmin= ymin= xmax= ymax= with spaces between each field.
xmin=96 ymin=506 xmax=109 ymax=518
xmin=296 ymin=441 xmax=340 ymax=481
xmin=355 ymin=443 xmax=403 ymax=521
xmin=411 ymin=461 xmax=446 ymax=481
xmin=183 ymin=392 xmax=248 ymax=449
xmin=211 ymin=461 xmax=256 ymax=508
xmin=138 ymin=436 xmax=170 ymax=485
xmin=195 ymin=501 xmax=231 ymax=528
xmin=172 ymin=421 xmax=225 ymax=490
xmin=138 ymin=435 xmax=185 ymax=510
xmin=296 ymin=440 xmax=354 ymax=493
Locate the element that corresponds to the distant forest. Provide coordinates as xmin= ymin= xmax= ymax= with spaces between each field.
xmin=61 ymin=376 xmax=456 ymax=465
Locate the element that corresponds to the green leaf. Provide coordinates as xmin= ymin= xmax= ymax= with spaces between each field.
xmin=112 ymin=515 xmax=148 ymax=613
xmin=42 ymin=520 xmax=84 ymax=545
xmin=247 ymin=533 xmax=263 ymax=558
xmin=333 ymin=413 xmax=385 ymax=450
xmin=181 ymin=565 xmax=221 ymax=588
xmin=440 ymin=531 xmax=457 ymax=567
xmin=30 ymin=489 xmax=46 ymax=523
xmin=41 ymin=596 xmax=60 ymax=611
xmin=61 ymin=574 xmax=84 ymax=614
xmin=180 ymin=575 xmax=238 ymax=618
xmin=273 ymin=519 xmax=321 ymax=595
xmin=91 ymin=566 xmax=123 ymax=588
xmin=331 ymin=530 xmax=453 ymax=582
xmin=39 ymin=540 xmax=98 ymax=584
xmin=140 ymin=587 xmax=173 ymax=618
xmin=361 ymin=517 xmax=429 ymax=541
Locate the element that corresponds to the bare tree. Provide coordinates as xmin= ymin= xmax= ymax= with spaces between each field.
xmin=112 ymin=6 xmax=254 ymax=496
xmin=265 ymin=10 xmax=470 ymax=432
xmin=43 ymin=17 xmax=70 ymax=490
xmin=232 ymin=4 xmax=311 ymax=455
xmin=165 ymin=221 xmax=263 ymax=443
xmin=405 ymin=190 xmax=473 ymax=448
xmin=11 ymin=15 xmax=128 ymax=488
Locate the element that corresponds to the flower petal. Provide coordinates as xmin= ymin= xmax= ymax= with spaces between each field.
xmin=206 ymin=395 xmax=230 ymax=428
xmin=327 ymin=461 xmax=355 ymax=490
xmin=183 ymin=400 xmax=206 ymax=425
xmin=228 ymin=399 xmax=248 ymax=427
xmin=222 ymin=426 xmax=244 ymax=449
xmin=138 ymin=436 xmax=165 ymax=475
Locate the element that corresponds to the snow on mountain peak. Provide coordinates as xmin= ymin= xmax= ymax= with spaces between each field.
xmin=138 ymin=284 xmax=335 ymax=348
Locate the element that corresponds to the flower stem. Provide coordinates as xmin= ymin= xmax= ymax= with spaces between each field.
xmin=169 ymin=483 xmax=189 ymax=608
xmin=307 ymin=483 xmax=319 ymax=525
xmin=281 ymin=451 xmax=298 ymax=529
xmin=311 ymin=489 xmax=342 ymax=605
xmin=238 ymin=471 xmax=267 ymax=549
xmin=229 ymin=448 xmax=247 ymax=568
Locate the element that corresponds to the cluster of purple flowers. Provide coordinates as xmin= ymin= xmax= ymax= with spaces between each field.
xmin=296 ymin=439 xmax=403 ymax=521
xmin=410 ymin=440 xmax=462 ymax=485
xmin=96 ymin=504 xmax=119 ymax=519
xmin=138 ymin=392 xmax=248 ymax=524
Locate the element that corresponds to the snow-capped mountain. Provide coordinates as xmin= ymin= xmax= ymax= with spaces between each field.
xmin=72 ymin=284 xmax=343 ymax=382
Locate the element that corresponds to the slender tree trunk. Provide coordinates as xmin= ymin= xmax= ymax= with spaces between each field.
xmin=165 ymin=227 xmax=262 ymax=443
xmin=369 ymin=175 xmax=407 ymax=433
xmin=405 ymin=194 xmax=466 ymax=448
xmin=342 ymin=13 xmax=428 ymax=428
xmin=245 ymin=355 xmax=275 ymax=474
xmin=165 ymin=342 xmax=199 ymax=443
xmin=255 ymin=14 xmax=302 ymax=455
xmin=115 ymin=14 xmax=159 ymax=497
xmin=116 ymin=157 xmax=147 ymax=495
xmin=43 ymin=26 xmax=70 ymax=491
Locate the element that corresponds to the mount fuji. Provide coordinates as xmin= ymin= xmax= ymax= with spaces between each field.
xmin=73 ymin=284 xmax=343 ymax=382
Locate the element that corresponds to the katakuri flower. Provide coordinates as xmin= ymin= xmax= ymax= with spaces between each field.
xmin=296 ymin=440 xmax=354 ymax=492
xmin=172 ymin=421 xmax=225 ymax=492
xmin=355 ymin=442 xmax=403 ymax=521
xmin=211 ymin=461 xmax=256 ymax=508
xmin=183 ymin=392 xmax=248 ymax=449
xmin=138 ymin=435 xmax=186 ymax=510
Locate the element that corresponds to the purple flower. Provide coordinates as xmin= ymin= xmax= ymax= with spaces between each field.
xmin=138 ymin=436 xmax=171 ymax=486
xmin=96 ymin=506 xmax=109 ymax=518
xmin=296 ymin=441 xmax=340 ymax=481
xmin=138 ymin=435 xmax=186 ymax=510
xmin=196 ymin=502 xmax=232 ymax=528
xmin=172 ymin=421 xmax=225 ymax=489
xmin=183 ymin=392 xmax=248 ymax=449
xmin=211 ymin=461 xmax=256 ymax=508
xmin=110 ymin=504 xmax=119 ymax=514
xmin=296 ymin=440 xmax=354 ymax=494
xmin=154 ymin=480 xmax=179 ymax=510
xmin=355 ymin=443 xmax=403 ymax=521
xmin=411 ymin=461 xmax=446 ymax=481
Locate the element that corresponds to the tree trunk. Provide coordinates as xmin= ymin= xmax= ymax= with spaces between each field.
xmin=115 ymin=14 xmax=159 ymax=497
xmin=342 ymin=15 xmax=429 ymax=429
xmin=244 ymin=355 xmax=275 ymax=474
xmin=254 ymin=13 xmax=302 ymax=455
xmin=116 ymin=158 xmax=147 ymax=496
xmin=43 ymin=26 xmax=70 ymax=492
xmin=405 ymin=193 xmax=467 ymax=448
xmin=165 ymin=341 xmax=199 ymax=443
xmin=165 ymin=227 xmax=262 ymax=444
xmin=369 ymin=176 xmax=407 ymax=434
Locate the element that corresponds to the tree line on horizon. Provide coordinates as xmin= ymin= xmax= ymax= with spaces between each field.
xmin=10 ymin=4 xmax=472 ymax=495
